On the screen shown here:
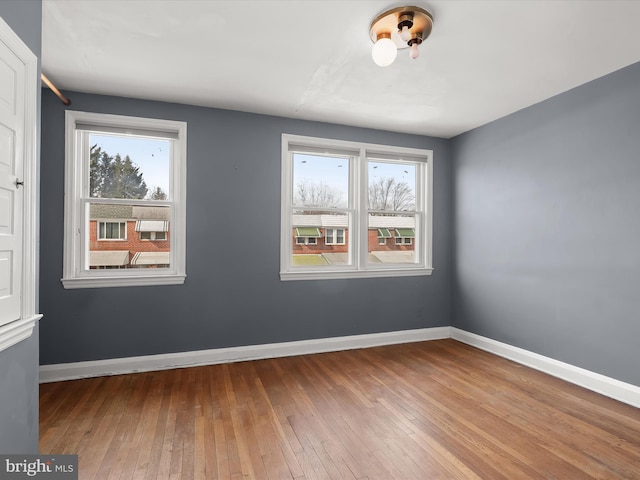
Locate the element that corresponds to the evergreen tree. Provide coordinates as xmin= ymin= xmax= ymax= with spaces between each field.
xmin=90 ymin=145 xmax=148 ymax=199
xmin=149 ymin=186 xmax=168 ymax=200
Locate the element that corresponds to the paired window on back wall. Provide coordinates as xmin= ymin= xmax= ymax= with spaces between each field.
xmin=62 ymin=111 xmax=187 ymax=288
xmin=280 ymin=134 xmax=433 ymax=280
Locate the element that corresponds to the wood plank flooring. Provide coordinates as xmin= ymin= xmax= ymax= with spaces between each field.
xmin=39 ymin=339 xmax=640 ymax=479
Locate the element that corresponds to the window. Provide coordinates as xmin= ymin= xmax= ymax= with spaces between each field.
xmin=325 ymin=228 xmax=345 ymax=245
xmin=395 ymin=237 xmax=413 ymax=245
xmin=377 ymin=228 xmax=391 ymax=246
xmin=63 ymin=111 xmax=187 ymax=288
xmin=281 ymin=134 xmax=432 ymax=280
xmin=136 ymin=220 xmax=168 ymax=241
xmin=98 ymin=222 xmax=126 ymax=240
xmin=140 ymin=231 xmax=167 ymax=241
xmin=295 ymin=236 xmax=317 ymax=245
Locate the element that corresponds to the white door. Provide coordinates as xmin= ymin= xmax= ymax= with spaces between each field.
xmin=0 ymin=28 xmax=26 ymax=328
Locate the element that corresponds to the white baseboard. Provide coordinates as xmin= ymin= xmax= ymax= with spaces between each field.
xmin=451 ymin=328 xmax=640 ymax=408
xmin=39 ymin=326 xmax=640 ymax=409
xmin=39 ymin=326 xmax=451 ymax=383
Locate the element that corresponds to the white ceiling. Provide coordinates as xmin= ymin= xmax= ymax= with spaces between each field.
xmin=42 ymin=0 xmax=640 ymax=139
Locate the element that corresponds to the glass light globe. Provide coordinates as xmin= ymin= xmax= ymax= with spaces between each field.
xmin=371 ymin=37 xmax=397 ymax=67
xmin=410 ymin=42 xmax=420 ymax=59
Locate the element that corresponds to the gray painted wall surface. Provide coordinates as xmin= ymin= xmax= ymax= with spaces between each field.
xmin=40 ymin=92 xmax=452 ymax=364
xmin=0 ymin=0 xmax=41 ymax=453
xmin=0 ymin=334 xmax=40 ymax=453
xmin=452 ymin=61 xmax=640 ymax=386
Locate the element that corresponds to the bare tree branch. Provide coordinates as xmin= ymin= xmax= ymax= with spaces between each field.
xmin=295 ymin=179 xmax=343 ymax=207
xmin=368 ymin=177 xmax=414 ymax=211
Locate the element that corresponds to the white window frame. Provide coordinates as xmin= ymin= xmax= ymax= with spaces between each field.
xmin=62 ymin=111 xmax=187 ymax=288
xmin=325 ymin=228 xmax=345 ymax=245
xmin=280 ymin=134 xmax=433 ymax=281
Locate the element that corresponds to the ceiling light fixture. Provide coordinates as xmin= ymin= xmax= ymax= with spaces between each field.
xmin=370 ymin=5 xmax=433 ymax=67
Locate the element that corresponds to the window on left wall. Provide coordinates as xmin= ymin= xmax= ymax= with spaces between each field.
xmin=62 ymin=111 xmax=187 ymax=288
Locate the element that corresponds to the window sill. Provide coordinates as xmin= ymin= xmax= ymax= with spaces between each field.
xmin=61 ymin=274 xmax=186 ymax=289
xmin=280 ymin=267 xmax=433 ymax=281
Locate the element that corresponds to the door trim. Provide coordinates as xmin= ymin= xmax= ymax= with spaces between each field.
xmin=0 ymin=17 xmax=42 ymax=352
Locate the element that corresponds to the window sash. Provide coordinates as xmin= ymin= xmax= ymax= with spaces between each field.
xmin=63 ymin=111 xmax=187 ymax=289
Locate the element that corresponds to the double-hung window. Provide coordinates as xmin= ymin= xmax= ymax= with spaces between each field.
xmin=281 ymin=134 xmax=432 ymax=280
xmin=62 ymin=111 xmax=187 ymax=288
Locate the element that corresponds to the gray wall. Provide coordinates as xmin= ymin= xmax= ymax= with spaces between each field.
xmin=0 ymin=0 xmax=41 ymax=453
xmin=452 ymin=61 xmax=640 ymax=386
xmin=40 ymin=92 xmax=453 ymax=364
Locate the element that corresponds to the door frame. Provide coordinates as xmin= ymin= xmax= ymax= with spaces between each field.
xmin=0 ymin=16 xmax=42 ymax=352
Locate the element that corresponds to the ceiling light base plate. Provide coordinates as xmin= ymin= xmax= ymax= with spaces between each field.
xmin=370 ymin=5 xmax=433 ymax=49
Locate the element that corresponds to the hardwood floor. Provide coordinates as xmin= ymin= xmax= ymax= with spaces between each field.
xmin=40 ymin=339 xmax=640 ymax=479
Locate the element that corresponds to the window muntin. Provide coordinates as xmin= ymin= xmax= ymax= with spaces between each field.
xmin=63 ymin=111 xmax=186 ymax=288
xmin=281 ymin=134 xmax=432 ymax=280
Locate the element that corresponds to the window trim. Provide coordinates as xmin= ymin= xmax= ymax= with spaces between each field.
xmin=280 ymin=134 xmax=433 ymax=281
xmin=62 ymin=111 xmax=187 ymax=289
